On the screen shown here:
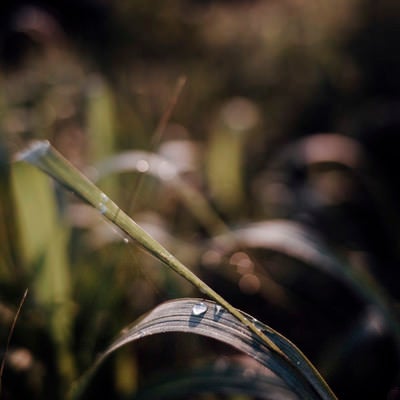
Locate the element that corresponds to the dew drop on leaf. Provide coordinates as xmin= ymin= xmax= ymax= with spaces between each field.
xmin=192 ymin=302 xmax=208 ymax=316
xmin=100 ymin=193 xmax=109 ymax=202
xmin=99 ymin=203 xmax=108 ymax=214
xmin=250 ymin=317 xmax=264 ymax=331
xmin=99 ymin=193 xmax=109 ymax=214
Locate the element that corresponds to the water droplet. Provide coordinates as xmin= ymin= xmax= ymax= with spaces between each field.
xmin=99 ymin=203 xmax=108 ymax=214
xmin=214 ymin=304 xmax=224 ymax=320
xmin=99 ymin=193 xmax=109 ymax=215
xmin=250 ymin=317 xmax=264 ymax=331
xmin=192 ymin=302 xmax=208 ymax=316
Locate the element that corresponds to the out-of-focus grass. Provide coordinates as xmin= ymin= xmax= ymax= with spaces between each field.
xmin=1 ymin=1 xmax=400 ymax=399
xmin=11 ymin=162 xmax=75 ymax=389
xmin=18 ymin=141 xmax=338 ymax=400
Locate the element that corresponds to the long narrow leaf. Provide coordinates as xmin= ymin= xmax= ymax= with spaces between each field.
xmin=70 ymin=298 xmax=322 ymax=399
xmin=10 ymin=161 xmax=75 ymax=383
xmin=15 ymin=141 xmax=337 ymax=400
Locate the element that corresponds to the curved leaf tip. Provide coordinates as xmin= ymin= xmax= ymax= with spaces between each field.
xmin=70 ymin=298 xmax=336 ymax=400
xmin=15 ymin=140 xmax=51 ymax=163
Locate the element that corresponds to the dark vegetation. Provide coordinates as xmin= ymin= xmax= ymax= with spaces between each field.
xmin=1 ymin=1 xmax=400 ymax=399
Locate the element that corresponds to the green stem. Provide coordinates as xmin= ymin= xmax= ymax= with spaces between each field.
xmin=16 ymin=140 xmax=337 ymax=400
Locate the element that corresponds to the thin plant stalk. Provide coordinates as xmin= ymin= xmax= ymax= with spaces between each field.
xmin=15 ymin=141 xmax=337 ymax=400
xmin=0 ymin=288 xmax=28 ymax=396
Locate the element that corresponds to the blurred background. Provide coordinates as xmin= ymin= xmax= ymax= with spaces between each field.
xmin=1 ymin=0 xmax=400 ymax=399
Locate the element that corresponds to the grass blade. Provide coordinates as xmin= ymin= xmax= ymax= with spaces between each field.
xmin=70 ymin=298 xmax=323 ymax=399
xmin=10 ymin=160 xmax=75 ymax=384
xmin=15 ymin=141 xmax=337 ymax=400
xmin=0 ymin=288 xmax=28 ymax=396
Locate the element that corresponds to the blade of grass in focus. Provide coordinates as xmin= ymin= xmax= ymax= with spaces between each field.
xmin=70 ymin=298 xmax=322 ymax=399
xmin=15 ymin=140 xmax=338 ymax=400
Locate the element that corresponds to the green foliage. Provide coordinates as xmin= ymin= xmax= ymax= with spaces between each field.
xmin=17 ymin=141 xmax=337 ymax=399
xmin=1 ymin=2 xmax=400 ymax=399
